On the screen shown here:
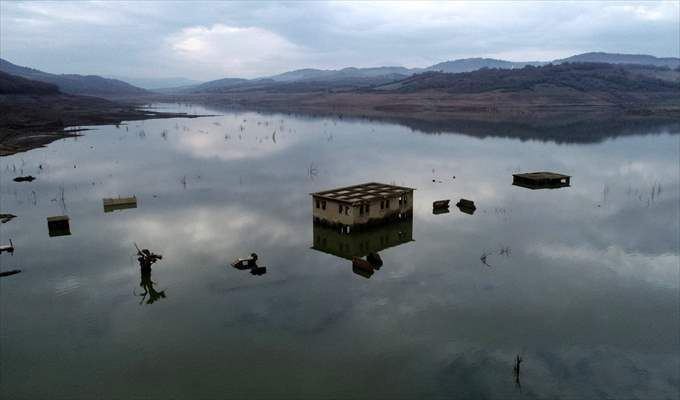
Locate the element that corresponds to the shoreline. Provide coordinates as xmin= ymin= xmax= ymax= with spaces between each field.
xmin=2 ymin=89 xmax=679 ymax=155
xmin=0 ymin=94 xmax=208 ymax=156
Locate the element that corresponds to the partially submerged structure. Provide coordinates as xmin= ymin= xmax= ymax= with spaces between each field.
xmin=47 ymin=216 xmax=71 ymax=237
xmin=513 ymin=172 xmax=570 ymax=190
xmin=456 ymin=199 xmax=476 ymax=215
xmin=311 ymin=182 xmax=414 ymax=230
xmin=0 ymin=269 xmax=21 ymax=278
xmin=0 ymin=214 xmax=17 ymax=224
xmin=433 ymin=199 xmax=450 ymax=215
xmin=0 ymin=239 xmax=14 ymax=254
xmin=103 ymin=196 xmax=138 ymax=213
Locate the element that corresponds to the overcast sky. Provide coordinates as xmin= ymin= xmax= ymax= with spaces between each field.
xmin=1 ymin=1 xmax=678 ymax=80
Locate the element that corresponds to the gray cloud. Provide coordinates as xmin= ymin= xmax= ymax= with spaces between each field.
xmin=1 ymin=1 xmax=678 ymax=80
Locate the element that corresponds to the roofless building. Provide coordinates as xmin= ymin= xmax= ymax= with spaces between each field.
xmin=311 ymin=182 xmax=414 ymax=230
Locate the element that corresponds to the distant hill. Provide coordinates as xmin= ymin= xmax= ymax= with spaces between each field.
xmin=160 ymin=52 xmax=680 ymax=95
xmin=268 ymin=66 xmax=415 ymax=82
xmin=425 ymin=58 xmax=544 ymax=73
xmin=555 ymin=52 xmax=680 ymax=69
xmin=185 ymin=77 xmax=251 ymax=93
xmin=184 ymin=70 xmax=412 ymax=94
xmin=107 ymin=75 xmax=202 ymax=90
xmin=0 ymin=58 xmax=148 ymax=96
xmin=0 ymin=71 xmax=61 ymax=95
xmin=373 ymin=62 xmax=680 ymax=93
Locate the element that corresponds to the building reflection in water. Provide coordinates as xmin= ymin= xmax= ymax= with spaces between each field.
xmin=311 ymin=215 xmax=414 ymax=278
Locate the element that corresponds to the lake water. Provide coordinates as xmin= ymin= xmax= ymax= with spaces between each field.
xmin=1 ymin=104 xmax=678 ymax=399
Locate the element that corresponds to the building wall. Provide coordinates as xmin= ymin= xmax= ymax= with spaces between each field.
xmin=313 ymin=191 xmax=414 ymax=227
xmin=312 ymin=197 xmax=354 ymax=225
xmin=354 ymin=191 xmax=413 ymax=225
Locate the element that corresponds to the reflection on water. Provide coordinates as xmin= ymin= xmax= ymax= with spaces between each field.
xmin=312 ymin=217 xmax=414 ymax=260
xmin=312 ymin=216 xmax=414 ymax=279
xmin=136 ymin=247 xmax=165 ymax=305
xmin=0 ymin=103 xmax=678 ymax=399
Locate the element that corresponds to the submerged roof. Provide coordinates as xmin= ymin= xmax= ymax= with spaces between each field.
xmin=311 ymin=182 xmax=414 ymax=204
xmin=513 ymin=172 xmax=570 ymax=180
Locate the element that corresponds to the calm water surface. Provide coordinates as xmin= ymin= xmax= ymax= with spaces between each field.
xmin=1 ymin=104 xmax=678 ymax=399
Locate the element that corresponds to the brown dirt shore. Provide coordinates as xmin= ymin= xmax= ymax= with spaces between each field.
xmin=143 ymin=88 xmax=680 ymax=121
xmin=3 ymin=88 xmax=679 ymax=155
xmin=136 ymin=89 xmax=680 ymax=143
xmin=0 ymin=94 xmax=206 ymax=156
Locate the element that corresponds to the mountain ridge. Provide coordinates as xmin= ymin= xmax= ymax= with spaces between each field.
xmin=0 ymin=58 xmax=148 ymax=96
xmin=183 ymin=52 xmax=679 ymax=93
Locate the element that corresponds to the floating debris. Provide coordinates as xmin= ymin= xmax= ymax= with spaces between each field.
xmin=456 ymin=199 xmax=476 ymax=215
xmin=231 ymin=253 xmax=259 ymax=270
xmin=352 ymin=256 xmax=374 ymax=278
xmin=480 ymin=252 xmax=492 ymax=267
xmin=47 ymin=216 xmax=71 ymax=237
xmin=0 ymin=269 xmax=21 ymax=278
xmin=0 ymin=213 xmax=17 ymax=224
xmin=103 ymin=196 xmax=137 ymax=213
xmin=231 ymin=253 xmax=267 ymax=276
xmin=0 ymin=239 xmax=14 ymax=254
xmin=513 ymin=172 xmax=570 ymax=190
xmin=13 ymin=176 xmax=35 ymax=182
xmin=433 ymin=199 xmax=450 ymax=214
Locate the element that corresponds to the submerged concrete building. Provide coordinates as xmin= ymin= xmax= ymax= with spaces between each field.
xmin=512 ymin=172 xmax=570 ymax=189
xmin=311 ymin=182 xmax=414 ymax=230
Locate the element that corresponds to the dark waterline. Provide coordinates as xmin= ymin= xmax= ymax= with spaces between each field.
xmin=1 ymin=104 xmax=678 ymax=399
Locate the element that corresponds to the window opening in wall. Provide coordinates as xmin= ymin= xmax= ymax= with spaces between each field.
xmin=322 ymin=200 xmax=326 ymax=210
